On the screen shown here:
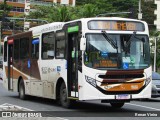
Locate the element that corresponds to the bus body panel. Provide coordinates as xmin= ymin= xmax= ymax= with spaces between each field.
xmin=3 ymin=37 xmax=8 ymax=90
xmin=3 ymin=17 xmax=151 ymax=105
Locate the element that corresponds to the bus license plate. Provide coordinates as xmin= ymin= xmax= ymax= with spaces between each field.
xmin=116 ymin=94 xmax=130 ymax=100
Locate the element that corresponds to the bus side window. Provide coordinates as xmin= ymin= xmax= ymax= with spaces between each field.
xmin=42 ymin=32 xmax=55 ymax=59
xmin=20 ymin=37 xmax=29 ymax=59
xmin=55 ymin=31 xmax=65 ymax=59
xmin=14 ymin=39 xmax=20 ymax=60
xmin=55 ymin=39 xmax=65 ymax=58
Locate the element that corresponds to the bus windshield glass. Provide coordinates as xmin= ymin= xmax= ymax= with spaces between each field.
xmin=84 ymin=34 xmax=150 ymax=70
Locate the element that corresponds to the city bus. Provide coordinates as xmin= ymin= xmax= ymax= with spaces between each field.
xmin=3 ymin=17 xmax=152 ymax=108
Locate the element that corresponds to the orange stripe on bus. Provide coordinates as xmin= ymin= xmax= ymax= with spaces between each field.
xmin=5 ymin=66 xmax=28 ymax=80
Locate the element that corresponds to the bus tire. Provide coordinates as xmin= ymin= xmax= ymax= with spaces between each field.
xmin=60 ymin=82 xmax=71 ymax=108
xmin=19 ymin=79 xmax=27 ymax=100
xmin=110 ymin=102 xmax=124 ymax=108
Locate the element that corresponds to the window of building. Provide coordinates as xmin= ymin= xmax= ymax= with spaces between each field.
xmin=14 ymin=39 xmax=20 ymax=60
xmin=7 ymin=0 xmax=25 ymax=3
xmin=42 ymin=32 xmax=55 ymax=59
xmin=11 ymin=7 xmax=24 ymax=12
xmin=20 ymin=37 xmax=29 ymax=59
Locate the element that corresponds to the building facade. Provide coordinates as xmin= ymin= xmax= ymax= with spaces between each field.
xmin=0 ymin=0 xmax=76 ymax=55
xmin=154 ymin=0 xmax=160 ymax=31
xmin=0 ymin=0 xmax=75 ymax=17
xmin=0 ymin=0 xmax=75 ymax=40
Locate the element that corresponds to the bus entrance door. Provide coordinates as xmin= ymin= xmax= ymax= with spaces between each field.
xmin=7 ymin=43 xmax=13 ymax=90
xmin=67 ymin=33 xmax=79 ymax=98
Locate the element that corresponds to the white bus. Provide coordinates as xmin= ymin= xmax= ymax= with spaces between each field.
xmin=3 ymin=17 xmax=152 ymax=108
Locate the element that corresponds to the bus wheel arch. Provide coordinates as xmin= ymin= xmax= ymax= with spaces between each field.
xmin=17 ymin=76 xmax=23 ymax=92
xmin=60 ymin=82 xmax=72 ymax=108
xmin=56 ymin=78 xmax=72 ymax=108
xmin=18 ymin=77 xmax=27 ymax=100
xmin=56 ymin=78 xmax=65 ymax=103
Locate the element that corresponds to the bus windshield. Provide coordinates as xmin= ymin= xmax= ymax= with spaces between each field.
xmin=84 ymin=33 xmax=150 ymax=70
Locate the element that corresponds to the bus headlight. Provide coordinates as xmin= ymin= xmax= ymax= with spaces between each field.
xmin=145 ymin=76 xmax=151 ymax=86
xmin=85 ymin=76 xmax=97 ymax=87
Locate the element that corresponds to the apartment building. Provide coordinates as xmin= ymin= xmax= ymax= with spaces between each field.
xmin=0 ymin=0 xmax=75 ymax=17
xmin=0 ymin=0 xmax=75 ymax=42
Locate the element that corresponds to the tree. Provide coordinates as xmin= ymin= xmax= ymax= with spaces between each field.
xmin=27 ymin=5 xmax=72 ymax=22
xmin=56 ymin=5 xmax=71 ymax=22
xmin=76 ymin=0 xmax=94 ymax=5
xmin=150 ymin=31 xmax=160 ymax=72
xmin=26 ymin=5 xmax=50 ymax=21
xmin=141 ymin=0 xmax=156 ymax=32
xmin=78 ymin=4 xmax=97 ymax=18
xmin=0 ymin=0 xmax=13 ymax=20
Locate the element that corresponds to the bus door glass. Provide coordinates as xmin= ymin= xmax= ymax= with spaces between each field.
xmin=31 ymin=38 xmax=40 ymax=80
xmin=7 ymin=39 xmax=13 ymax=90
xmin=67 ymin=25 xmax=80 ymax=98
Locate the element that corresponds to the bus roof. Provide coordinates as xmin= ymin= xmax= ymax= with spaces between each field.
xmin=29 ymin=17 xmax=147 ymax=36
xmin=65 ymin=17 xmax=147 ymax=24
xmin=29 ymin=22 xmax=64 ymax=38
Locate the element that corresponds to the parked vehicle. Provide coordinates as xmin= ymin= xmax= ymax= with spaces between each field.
xmin=152 ymin=72 xmax=160 ymax=98
xmin=0 ymin=59 xmax=3 ymax=81
xmin=0 ymin=69 xmax=2 ymax=81
xmin=0 ymin=60 xmax=3 ymax=69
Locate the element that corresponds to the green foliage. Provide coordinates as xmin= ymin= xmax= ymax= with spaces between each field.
xmin=56 ymin=5 xmax=71 ymax=22
xmin=0 ymin=0 xmax=13 ymax=20
xmin=150 ymin=32 xmax=160 ymax=71
xmin=27 ymin=0 xmax=156 ymax=26
xmin=27 ymin=6 xmax=49 ymax=19
xmin=27 ymin=5 xmax=72 ymax=22
xmin=141 ymin=0 xmax=156 ymax=33
xmin=78 ymin=4 xmax=97 ymax=18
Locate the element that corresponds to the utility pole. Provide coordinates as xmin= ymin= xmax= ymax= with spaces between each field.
xmin=154 ymin=37 xmax=157 ymax=72
xmin=138 ymin=0 xmax=142 ymax=20
xmin=154 ymin=0 xmax=160 ymax=31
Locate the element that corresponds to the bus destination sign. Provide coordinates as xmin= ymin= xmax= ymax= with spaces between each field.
xmin=88 ymin=21 xmax=145 ymax=31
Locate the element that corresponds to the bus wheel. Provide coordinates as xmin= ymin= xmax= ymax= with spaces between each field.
xmin=60 ymin=82 xmax=71 ymax=108
xmin=110 ymin=102 xmax=124 ymax=108
xmin=19 ymin=80 xmax=26 ymax=100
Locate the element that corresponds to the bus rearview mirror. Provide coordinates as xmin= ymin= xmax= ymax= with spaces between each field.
xmin=80 ymin=38 xmax=86 ymax=51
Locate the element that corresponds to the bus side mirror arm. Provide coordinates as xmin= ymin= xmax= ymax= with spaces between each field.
xmin=80 ymin=38 xmax=86 ymax=51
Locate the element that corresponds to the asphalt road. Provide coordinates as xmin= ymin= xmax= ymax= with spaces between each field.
xmin=0 ymin=81 xmax=160 ymax=120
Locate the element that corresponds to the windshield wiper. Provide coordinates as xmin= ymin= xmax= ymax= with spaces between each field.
xmin=125 ymin=31 xmax=145 ymax=52
xmin=101 ymin=30 xmax=118 ymax=49
xmin=125 ymin=31 xmax=137 ymax=48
